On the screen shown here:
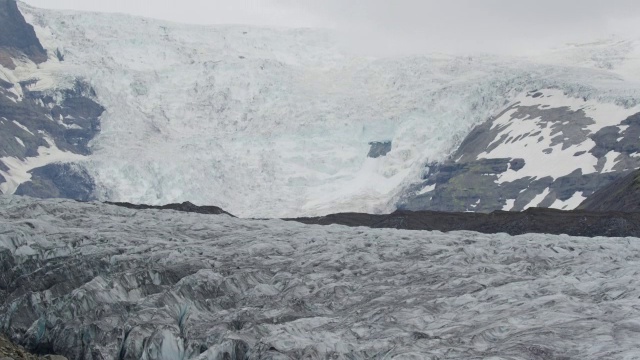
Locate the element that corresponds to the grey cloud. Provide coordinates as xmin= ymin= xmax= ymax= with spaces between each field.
xmin=22 ymin=0 xmax=640 ymax=55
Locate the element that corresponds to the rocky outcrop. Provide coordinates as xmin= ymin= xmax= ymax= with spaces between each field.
xmin=0 ymin=2 xmax=104 ymax=200
xmin=578 ymin=169 xmax=640 ymax=212
xmin=0 ymin=77 xmax=104 ymax=198
xmin=367 ymin=141 xmax=392 ymax=158
xmin=0 ymin=80 xmax=103 ymax=159
xmin=14 ymin=163 xmax=96 ymax=201
xmin=400 ymin=90 xmax=640 ymax=213
xmin=0 ymin=0 xmax=46 ymax=68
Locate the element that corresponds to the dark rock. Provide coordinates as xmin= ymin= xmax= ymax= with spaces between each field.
xmin=400 ymin=105 xmax=640 ymax=213
xmin=0 ymin=80 xmax=104 ymax=160
xmin=15 ymin=163 xmax=96 ymax=201
xmin=0 ymin=78 xmax=13 ymax=89
xmin=509 ymin=158 xmax=525 ymax=171
xmin=578 ymin=169 xmax=640 ymax=212
xmin=0 ymin=0 xmax=47 ymax=66
xmin=367 ymin=141 xmax=392 ymax=158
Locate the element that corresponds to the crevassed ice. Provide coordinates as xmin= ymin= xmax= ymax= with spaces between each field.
xmin=2 ymin=196 xmax=640 ymax=359
xmin=19 ymin=4 xmax=640 ymax=217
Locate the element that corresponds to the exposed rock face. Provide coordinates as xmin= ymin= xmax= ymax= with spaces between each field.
xmin=578 ymin=169 xmax=640 ymax=212
xmin=367 ymin=141 xmax=392 ymax=158
xmin=2 ymin=196 xmax=640 ymax=359
xmin=0 ymin=77 xmax=103 ymax=198
xmin=400 ymin=90 xmax=640 ymax=213
xmin=0 ymin=1 xmax=104 ymax=200
xmin=14 ymin=163 xmax=96 ymax=201
xmin=0 ymin=0 xmax=46 ymax=68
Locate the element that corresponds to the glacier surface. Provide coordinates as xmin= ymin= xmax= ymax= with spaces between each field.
xmin=12 ymin=4 xmax=640 ymax=217
xmin=1 ymin=196 xmax=640 ymax=359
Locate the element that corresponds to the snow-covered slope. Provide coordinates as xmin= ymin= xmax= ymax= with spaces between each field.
xmin=401 ymin=88 xmax=640 ymax=212
xmin=0 ymin=0 xmax=102 ymax=201
xmin=4 ymin=3 xmax=640 ymax=217
xmin=2 ymin=196 xmax=640 ymax=359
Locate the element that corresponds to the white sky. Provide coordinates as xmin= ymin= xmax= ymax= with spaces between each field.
xmin=21 ymin=0 xmax=640 ymax=56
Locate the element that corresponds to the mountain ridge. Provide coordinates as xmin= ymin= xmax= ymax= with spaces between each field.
xmin=578 ymin=168 xmax=640 ymax=212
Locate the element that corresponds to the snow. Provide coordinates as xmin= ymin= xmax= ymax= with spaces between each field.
xmin=469 ymin=199 xmax=480 ymax=209
xmin=550 ymin=191 xmax=587 ymax=210
xmin=503 ymin=199 xmax=516 ymax=211
xmin=479 ymin=106 xmax=599 ymax=183
xmin=417 ymin=184 xmax=436 ymax=195
xmin=524 ymin=188 xmax=551 ymax=210
xmin=477 ymin=89 xmax=640 ymax=187
xmin=514 ymin=89 xmax=640 ymax=134
xmin=2 ymin=196 xmax=640 ymax=359
xmin=12 ymin=120 xmax=34 ymax=135
xmin=14 ymin=137 xmax=24 ymax=147
xmin=13 ymin=4 xmax=640 ymax=217
xmin=602 ymin=151 xmax=622 ymax=173
xmin=0 ymin=136 xmax=86 ymax=194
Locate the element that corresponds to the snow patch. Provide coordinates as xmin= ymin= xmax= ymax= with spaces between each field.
xmin=602 ymin=151 xmax=621 ymax=173
xmin=417 ymin=184 xmax=436 ymax=195
xmin=479 ymin=106 xmax=598 ymax=183
xmin=12 ymin=120 xmax=34 ymax=135
xmin=0 ymin=136 xmax=86 ymax=194
xmin=550 ymin=191 xmax=587 ymax=210
xmin=524 ymin=188 xmax=551 ymax=210
xmin=503 ymin=199 xmax=516 ymax=211
xmin=516 ymin=89 xmax=640 ymax=134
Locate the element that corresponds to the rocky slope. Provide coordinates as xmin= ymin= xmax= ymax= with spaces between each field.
xmin=2 ymin=196 xmax=640 ymax=359
xmin=0 ymin=1 xmax=103 ymax=201
xmin=578 ymin=168 xmax=640 ymax=212
xmin=0 ymin=0 xmax=46 ymax=68
xmin=400 ymin=90 xmax=640 ymax=213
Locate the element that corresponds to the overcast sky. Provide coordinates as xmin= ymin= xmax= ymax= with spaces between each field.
xmin=21 ymin=0 xmax=640 ymax=55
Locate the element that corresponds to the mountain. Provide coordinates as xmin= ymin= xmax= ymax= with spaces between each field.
xmin=578 ymin=168 xmax=640 ymax=211
xmin=399 ymin=90 xmax=640 ymax=212
xmin=0 ymin=0 xmax=103 ymax=201
xmin=2 ymin=195 xmax=640 ymax=359
xmin=2 ymin=2 xmax=640 ymax=216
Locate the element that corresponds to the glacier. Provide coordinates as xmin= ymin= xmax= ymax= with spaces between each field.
xmin=2 ymin=195 xmax=640 ymax=359
xmin=10 ymin=3 xmax=640 ymax=217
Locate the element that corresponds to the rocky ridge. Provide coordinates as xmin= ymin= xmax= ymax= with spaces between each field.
xmin=578 ymin=168 xmax=640 ymax=212
xmin=0 ymin=0 xmax=103 ymax=200
xmin=400 ymin=90 xmax=640 ymax=213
